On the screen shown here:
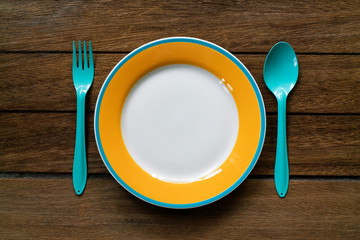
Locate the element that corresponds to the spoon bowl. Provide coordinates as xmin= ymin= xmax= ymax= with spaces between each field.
xmin=263 ymin=42 xmax=298 ymax=198
xmin=264 ymin=42 xmax=298 ymax=96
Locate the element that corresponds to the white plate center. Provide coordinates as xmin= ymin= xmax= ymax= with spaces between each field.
xmin=121 ymin=64 xmax=239 ymax=183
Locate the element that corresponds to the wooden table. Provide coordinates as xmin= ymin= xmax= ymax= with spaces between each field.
xmin=1 ymin=1 xmax=359 ymax=239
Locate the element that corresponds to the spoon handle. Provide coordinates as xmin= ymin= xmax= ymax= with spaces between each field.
xmin=275 ymin=96 xmax=289 ymax=198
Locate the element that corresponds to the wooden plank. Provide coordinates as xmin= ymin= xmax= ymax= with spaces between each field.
xmin=1 ymin=54 xmax=359 ymax=113
xmin=1 ymin=113 xmax=359 ymax=176
xmin=0 ymin=178 xmax=358 ymax=239
xmin=0 ymin=0 xmax=359 ymax=53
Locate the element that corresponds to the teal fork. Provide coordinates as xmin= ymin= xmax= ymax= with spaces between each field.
xmin=72 ymin=41 xmax=94 ymax=195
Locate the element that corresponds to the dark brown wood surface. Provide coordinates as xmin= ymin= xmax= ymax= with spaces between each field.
xmin=1 ymin=0 xmax=360 ymax=53
xmin=0 ymin=0 xmax=359 ymax=239
xmin=0 ymin=179 xmax=359 ymax=240
xmin=1 ymin=54 xmax=359 ymax=113
xmin=1 ymin=113 xmax=359 ymax=176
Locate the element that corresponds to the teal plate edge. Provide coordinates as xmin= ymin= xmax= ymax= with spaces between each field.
xmin=94 ymin=37 xmax=266 ymax=209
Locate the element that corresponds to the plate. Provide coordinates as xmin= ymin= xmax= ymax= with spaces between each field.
xmin=94 ymin=37 xmax=266 ymax=208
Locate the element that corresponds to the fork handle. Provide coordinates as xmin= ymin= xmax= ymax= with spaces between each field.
xmin=73 ymin=92 xmax=87 ymax=195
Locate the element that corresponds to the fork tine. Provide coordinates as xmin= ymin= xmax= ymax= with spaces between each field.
xmin=83 ymin=41 xmax=88 ymax=68
xmin=89 ymin=41 xmax=93 ymax=69
xmin=78 ymin=41 xmax=82 ymax=69
xmin=73 ymin=41 xmax=77 ymax=69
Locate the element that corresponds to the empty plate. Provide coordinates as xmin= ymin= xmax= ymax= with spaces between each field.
xmin=94 ymin=37 xmax=266 ymax=208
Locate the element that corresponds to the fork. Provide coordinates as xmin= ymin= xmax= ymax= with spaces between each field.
xmin=72 ymin=41 xmax=94 ymax=195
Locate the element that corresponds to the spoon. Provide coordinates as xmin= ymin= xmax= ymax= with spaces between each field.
xmin=263 ymin=42 xmax=298 ymax=198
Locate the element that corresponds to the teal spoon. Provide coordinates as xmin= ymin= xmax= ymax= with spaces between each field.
xmin=263 ymin=42 xmax=298 ymax=198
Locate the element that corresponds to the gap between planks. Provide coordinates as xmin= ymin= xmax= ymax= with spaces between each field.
xmin=0 ymin=172 xmax=358 ymax=181
xmin=0 ymin=110 xmax=359 ymax=116
xmin=0 ymin=51 xmax=359 ymax=55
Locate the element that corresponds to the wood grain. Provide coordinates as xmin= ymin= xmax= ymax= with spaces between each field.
xmin=0 ymin=178 xmax=358 ymax=240
xmin=1 ymin=113 xmax=359 ymax=176
xmin=1 ymin=54 xmax=359 ymax=113
xmin=0 ymin=0 xmax=359 ymax=53
xmin=0 ymin=1 xmax=359 ymax=239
